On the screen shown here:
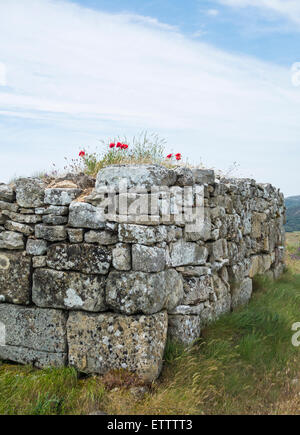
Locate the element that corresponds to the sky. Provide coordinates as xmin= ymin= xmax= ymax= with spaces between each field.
xmin=0 ymin=0 xmax=300 ymax=196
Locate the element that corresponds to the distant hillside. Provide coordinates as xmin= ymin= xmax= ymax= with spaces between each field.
xmin=285 ymin=196 xmax=300 ymax=232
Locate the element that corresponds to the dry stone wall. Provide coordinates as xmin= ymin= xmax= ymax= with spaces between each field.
xmin=0 ymin=165 xmax=286 ymax=382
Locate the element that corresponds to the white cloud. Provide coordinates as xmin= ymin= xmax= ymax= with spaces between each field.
xmin=0 ymin=0 xmax=299 ymax=195
xmin=218 ymin=0 xmax=300 ymax=25
xmin=207 ymin=9 xmax=220 ymax=17
xmin=0 ymin=63 xmax=7 ymax=86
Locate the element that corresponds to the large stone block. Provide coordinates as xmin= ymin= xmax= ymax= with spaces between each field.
xmin=15 ymin=178 xmax=45 ymax=208
xmin=192 ymin=169 xmax=215 ymax=185
xmin=32 ymin=269 xmax=106 ymax=312
xmin=67 ymin=311 xmax=168 ymax=382
xmin=170 ymin=240 xmax=208 ymax=267
xmin=168 ymin=315 xmax=201 ymax=345
xmin=182 ymin=275 xmax=214 ymax=305
xmin=0 ymin=231 xmax=24 ymax=250
xmin=68 ymin=202 xmax=105 ymax=229
xmin=0 ymin=304 xmax=67 ymax=368
xmin=26 ymin=239 xmax=48 ymax=256
xmin=132 ymin=244 xmax=166 ymax=272
xmin=35 ymin=224 xmax=67 ymax=242
xmin=46 ymin=243 xmax=111 ymax=275
xmin=95 ymin=164 xmax=177 ymax=192
xmin=106 ymin=270 xmax=183 ymax=315
xmin=118 ymin=224 xmax=168 ymax=245
xmin=44 ymin=188 xmax=82 ymax=205
xmin=0 ymin=251 xmax=31 ymax=304
xmin=85 ymin=230 xmax=118 ymax=245
xmin=0 ymin=184 xmax=14 ymax=202
xmin=4 ymin=220 xmax=33 ymax=236
xmin=231 ymin=278 xmax=253 ymax=309
xmin=112 ymin=244 xmax=131 ymax=271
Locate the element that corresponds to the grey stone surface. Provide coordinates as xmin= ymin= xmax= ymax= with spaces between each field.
xmin=26 ymin=239 xmax=48 ymax=256
xmin=174 ymin=167 xmax=194 ymax=187
xmin=164 ymin=269 xmax=184 ymax=312
xmin=192 ymin=169 xmax=215 ymax=185
xmin=182 ymin=275 xmax=214 ymax=305
xmin=132 ymin=244 xmax=166 ymax=272
xmin=44 ymin=188 xmax=82 ymax=205
xmin=4 ymin=220 xmax=33 ymax=236
xmin=0 ymin=251 xmax=31 ymax=304
xmin=15 ymin=178 xmax=45 ymax=208
xmin=168 ymin=315 xmax=201 ymax=345
xmin=67 ymin=228 xmax=84 ymax=243
xmin=67 ymin=311 xmax=168 ymax=382
xmin=2 ymin=211 xmax=41 ymax=224
xmin=106 ymin=270 xmax=166 ymax=315
xmin=0 ymin=184 xmax=14 ymax=202
xmin=231 ymin=278 xmax=253 ymax=309
xmin=85 ymin=230 xmax=118 ymax=245
xmin=170 ymin=240 xmax=208 ymax=267
xmin=0 ymin=304 xmax=67 ymax=367
xmin=35 ymin=205 xmax=68 ymax=215
xmin=95 ymin=164 xmax=177 ymax=192
xmin=35 ymin=224 xmax=67 ymax=242
xmin=119 ymin=224 xmax=168 ymax=245
xmin=42 ymin=215 xmax=68 ymax=225
xmin=32 ymin=256 xmax=47 ymax=268
xmin=33 ymin=268 xmax=106 ymax=312
xmin=0 ymin=231 xmax=24 ymax=250
xmin=0 ymin=201 xmax=19 ymax=212
xmin=112 ymin=244 xmax=131 ymax=271
xmin=69 ymin=202 xmax=105 ymax=229
xmin=46 ymin=243 xmax=111 ymax=275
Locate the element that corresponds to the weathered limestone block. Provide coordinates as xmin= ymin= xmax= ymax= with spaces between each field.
xmin=67 ymin=228 xmax=84 ymax=243
xmin=2 ymin=211 xmax=41 ymax=224
xmin=112 ymin=244 xmax=131 ymax=271
xmin=185 ymin=211 xmax=212 ymax=242
xmin=170 ymin=240 xmax=208 ymax=267
xmin=192 ymin=169 xmax=215 ymax=185
xmin=32 ymin=269 xmax=106 ymax=312
xmin=0 ymin=252 xmax=31 ymax=304
xmin=251 ymin=212 xmax=267 ymax=239
xmin=118 ymin=224 xmax=168 ymax=245
xmin=106 ymin=269 xmax=183 ymax=315
xmin=208 ymin=239 xmax=228 ymax=262
xmin=26 ymin=239 xmax=48 ymax=256
xmin=35 ymin=205 xmax=69 ymax=215
xmin=67 ymin=311 xmax=168 ymax=382
xmin=174 ymin=167 xmax=194 ymax=186
xmin=32 ymin=256 xmax=47 ymax=268
xmin=0 ymin=184 xmax=14 ymax=202
xmin=0 ymin=201 xmax=19 ymax=212
xmin=35 ymin=224 xmax=66 ymax=242
xmin=0 ymin=231 xmax=24 ymax=250
xmin=44 ymin=188 xmax=82 ymax=205
xmin=95 ymin=164 xmax=177 ymax=191
xmin=46 ymin=243 xmax=111 ymax=275
xmin=69 ymin=202 xmax=105 ymax=229
xmin=176 ymin=266 xmax=211 ymax=277
xmin=231 ymin=278 xmax=253 ymax=309
xmin=182 ymin=275 xmax=214 ymax=305
xmin=4 ymin=220 xmax=33 ymax=236
xmin=42 ymin=215 xmax=68 ymax=225
xmin=168 ymin=315 xmax=201 ymax=345
xmin=15 ymin=178 xmax=45 ymax=208
xmin=249 ymin=254 xmax=272 ymax=278
xmin=85 ymin=230 xmax=118 ymax=245
xmin=0 ymin=304 xmax=67 ymax=368
xmin=164 ymin=269 xmax=184 ymax=311
xmin=106 ymin=271 xmax=166 ymax=315
xmin=132 ymin=245 xmax=166 ymax=272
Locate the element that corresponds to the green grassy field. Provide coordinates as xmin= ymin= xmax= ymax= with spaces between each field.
xmin=1 ymin=234 xmax=300 ymax=415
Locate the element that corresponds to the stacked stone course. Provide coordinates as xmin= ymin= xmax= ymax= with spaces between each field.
xmin=0 ymin=165 xmax=286 ymax=382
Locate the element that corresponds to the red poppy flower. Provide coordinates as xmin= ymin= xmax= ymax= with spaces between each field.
xmin=116 ymin=142 xmax=122 ymax=148
xmin=121 ymin=144 xmax=128 ymax=149
xmin=166 ymin=154 xmax=173 ymax=159
xmin=175 ymin=153 xmax=182 ymax=161
xmin=109 ymin=143 xmax=115 ymax=149
xmin=79 ymin=150 xmax=85 ymax=158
